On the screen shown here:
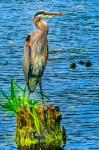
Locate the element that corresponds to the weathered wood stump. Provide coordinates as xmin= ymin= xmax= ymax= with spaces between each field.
xmin=16 ymin=104 xmax=66 ymax=150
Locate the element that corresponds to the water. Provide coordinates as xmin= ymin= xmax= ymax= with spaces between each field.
xmin=0 ymin=0 xmax=99 ymax=149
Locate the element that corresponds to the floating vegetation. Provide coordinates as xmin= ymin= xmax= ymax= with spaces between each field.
xmin=8 ymin=40 xmax=14 ymax=45
xmin=68 ymin=105 xmax=78 ymax=109
xmin=0 ymin=81 xmax=66 ymax=150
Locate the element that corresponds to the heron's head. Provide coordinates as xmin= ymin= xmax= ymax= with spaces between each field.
xmin=34 ymin=10 xmax=64 ymax=20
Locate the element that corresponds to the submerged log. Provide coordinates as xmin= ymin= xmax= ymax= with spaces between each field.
xmin=16 ymin=104 xmax=66 ymax=150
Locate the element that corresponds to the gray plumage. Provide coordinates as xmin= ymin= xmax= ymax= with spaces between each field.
xmin=23 ymin=11 xmax=62 ymax=94
xmin=23 ymin=30 xmax=48 ymax=92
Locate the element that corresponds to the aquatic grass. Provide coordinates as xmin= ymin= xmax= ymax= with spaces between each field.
xmin=0 ymin=80 xmax=41 ymax=114
xmin=0 ymin=80 xmax=41 ymax=134
xmin=32 ymin=108 xmax=40 ymax=135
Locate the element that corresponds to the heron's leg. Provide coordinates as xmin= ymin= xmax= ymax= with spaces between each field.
xmin=28 ymin=91 xmax=35 ymax=101
xmin=28 ymin=90 xmax=31 ymax=98
xmin=39 ymin=79 xmax=44 ymax=104
xmin=27 ymin=83 xmax=33 ymax=99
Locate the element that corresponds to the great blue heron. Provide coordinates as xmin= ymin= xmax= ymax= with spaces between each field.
xmin=23 ymin=11 xmax=63 ymax=99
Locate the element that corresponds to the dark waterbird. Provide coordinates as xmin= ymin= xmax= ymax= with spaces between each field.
xmin=70 ymin=63 xmax=77 ymax=69
xmin=79 ymin=60 xmax=85 ymax=65
xmin=85 ymin=60 xmax=92 ymax=67
xmin=79 ymin=60 xmax=92 ymax=67
xmin=23 ymin=11 xmax=63 ymax=99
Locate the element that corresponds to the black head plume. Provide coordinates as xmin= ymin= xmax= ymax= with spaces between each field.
xmin=34 ymin=11 xmax=48 ymax=19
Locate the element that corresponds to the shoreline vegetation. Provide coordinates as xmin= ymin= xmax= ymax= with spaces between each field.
xmin=0 ymin=81 xmax=66 ymax=150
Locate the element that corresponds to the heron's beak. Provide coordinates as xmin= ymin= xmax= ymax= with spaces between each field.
xmin=45 ymin=12 xmax=64 ymax=18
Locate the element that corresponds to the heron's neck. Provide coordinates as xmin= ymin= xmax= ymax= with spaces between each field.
xmin=34 ymin=17 xmax=48 ymax=34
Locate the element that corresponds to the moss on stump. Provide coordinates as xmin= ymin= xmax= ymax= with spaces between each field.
xmin=16 ymin=103 xmax=66 ymax=150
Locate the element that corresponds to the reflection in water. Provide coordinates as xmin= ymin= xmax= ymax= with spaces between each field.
xmin=18 ymin=145 xmax=64 ymax=150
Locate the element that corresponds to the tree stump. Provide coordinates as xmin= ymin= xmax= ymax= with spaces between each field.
xmin=16 ymin=104 xmax=66 ymax=150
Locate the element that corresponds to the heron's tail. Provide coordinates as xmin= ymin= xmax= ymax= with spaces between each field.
xmin=27 ymin=77 xmax=39 ymax=93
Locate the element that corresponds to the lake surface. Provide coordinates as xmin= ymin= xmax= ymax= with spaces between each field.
xmin=0 ymin=0 xmax=99 ymax=150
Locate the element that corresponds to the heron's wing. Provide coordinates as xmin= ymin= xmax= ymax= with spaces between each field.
xmin=23 ymin=32 xmax=48 ymax=92
xmin=23 ymin=32 xmax=40 ymax=92
xmin=23 ymin=34 xmax=31 ymax=82
xmin=30 ymin=34 xmax=48 ymax=77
